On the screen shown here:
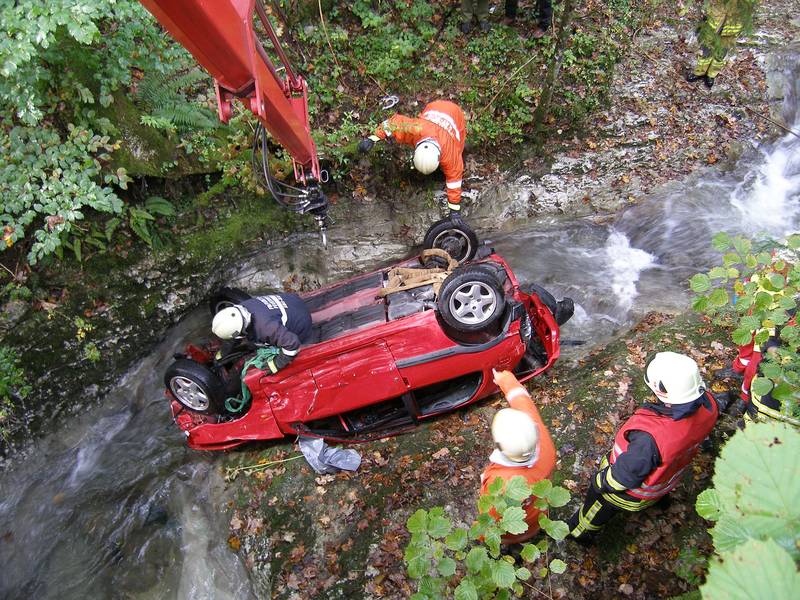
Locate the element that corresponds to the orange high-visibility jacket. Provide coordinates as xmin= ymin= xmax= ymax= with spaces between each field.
xmin=480 ymin=382 xmax=557 ymax=544
xmin=373 ymin=100 xmax=467 ymax=210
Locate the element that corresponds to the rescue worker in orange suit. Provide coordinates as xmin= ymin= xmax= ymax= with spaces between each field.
xmin=480 ymin=369 xmax=557 ymax=543
xmin=358 ymin=100 xmax=468 ymax=221
xmin=567 ymin=352 xmax=723 ymax=542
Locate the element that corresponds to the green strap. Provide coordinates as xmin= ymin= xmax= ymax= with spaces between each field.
xmin=224 ymin=346 xmax=281 ymax=413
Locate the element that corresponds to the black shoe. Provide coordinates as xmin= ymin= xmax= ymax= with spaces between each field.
xmin=479 ymin=20 xmax=491 ymax=32
xmin=686 ymin=72 xmax=706 ymax=83
xmin=704 ymin=76 xmax=715 ymax=88
xmin=460 ymin=21 xmax=472 ymax=34
xmin=714 ymin=367 xmax=743 ymax=380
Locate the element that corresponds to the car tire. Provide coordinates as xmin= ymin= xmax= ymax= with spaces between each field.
xmin=209 ymin=287 xmax=251 ymax=315
xmin=422 ymin=218 xmax=479 ymax=264
xmin=438 ymin=265 xmax=506 ymax=333
xmin=164 ymin=359 xmax=226 ymax=415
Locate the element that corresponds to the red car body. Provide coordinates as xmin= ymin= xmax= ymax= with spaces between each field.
xmin=170 ymin=253 xmax=561 ymax=450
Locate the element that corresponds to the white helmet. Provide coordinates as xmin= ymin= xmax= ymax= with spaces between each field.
xmin=413 ymin=139 xmax=440 ymax=174
xmin=212 ymin=305 xmax=250 ymax=339
xmin=491 ymin=408 xmax=539 ymax=462
xmin=644 ymin=352 xmax=705 ymax=405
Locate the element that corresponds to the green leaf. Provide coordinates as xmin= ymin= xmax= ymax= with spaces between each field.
xmin=711 ymin=232 xmax=732 ymax=252
xmin=709 ymin=288 xmax=729 ymax=308
xmin=407 ymin=509 xmax=428 ymax=534
xmin=732 ymin=237 xmax=751 ymax=256
xmin=405 ymin=544 xmax=431 ymax=579
xmin=477 ymin=494 xmax=495 ymax=513
xmin=750 ymin=377 xmax=774 ymax=396
xmin=539 ymin=516 xmax=569 ymax=541
xmin=504 ymin=476 xmax=531 ymax=502
xmin=549 ymin=559 xmax=567 ymax=574
xmin=692 ymin=296 xmax=710 ymax=313
xmin=437 ymin=557 xmax=457 ymax=577
xmin=708 ymin=266 xmax=729 ymax=280
xmin=454 ymin=579 xmax=479 ymax=600
xmin=739 ymin=315 xmax=760 ymax=331
xmin=515 ymin=567 xmax=532 ymax=581
xmin=484 ymin=526 xmax=502 ymax=558
xmin=488 ymin=476 xmax=505 ymax=495
xmin=144 ymin=196 xmax=176 ymax=216
xmin=445 ymin=528 xmax=468 ymax=551
xmin=689 ymin=273 xmax=712 ymax=293
xmin=537 ymin=539 xmax=550 ymax=553
xmin=428 ymin=515 xmax=451 ymax=539
xmin=465 ymin=547 xmax=488 ymax=573
xmin=545 ymin=486 xmax=571 ymax=507
xmin=520 ymin=543 xmax=541 ymax=563
xmin=706 ymin=422 xmax=800 ymax=557
xmin=696 ymin=489 xmax=723 ymax=521
xmin=723 ymin=252 xmax=740 ymax=267
xmin=530 ymin=480 xmax=552 ymax=497
xmin=490 ymin=559 xmax=516 ymax=588
xmin=732 ymin=327 xmax=754 ymax=346
xmin=500 ymin=506 xmax=528 ymax=535
xmin=419 ymin=575 xmax=442 ymax=597
xmin=768 ymin=273 xmax=785 ymax=290
xmin=701 ymin=539 xmax=800 ymax=599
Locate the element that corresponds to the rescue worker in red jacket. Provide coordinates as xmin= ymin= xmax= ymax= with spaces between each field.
xmin=567 ymin=352 xmax=722 ymax=542
xmin=359 ymin=100 xmax=467 ymax=219
xmin=480 ymin=370 xmax=557 ymax=543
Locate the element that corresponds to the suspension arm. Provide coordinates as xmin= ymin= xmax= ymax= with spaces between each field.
xmin=138 ymin=0 xmax=322 ymax=183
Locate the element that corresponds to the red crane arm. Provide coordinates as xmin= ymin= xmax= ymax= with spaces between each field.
xmin=138 ymin=0 xmax=322 ymax=183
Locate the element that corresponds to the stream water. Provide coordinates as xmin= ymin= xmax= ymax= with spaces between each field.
xmin=1 ymin=52 xmax=797 ymax=600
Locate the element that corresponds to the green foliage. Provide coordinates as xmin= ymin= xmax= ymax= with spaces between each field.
xmin=0 ymin=346 xmax=31 ymax=438
xmin=702 ymin=539 xmax=800 ymax=599
xmin=690 ymin=234 xmax=800 ymax=421
xmin=696 ymin=422 xmax=800 ymax=598
xmin=404 ymin=476 xmax=570 ymax=599
xmin=136 ymin=68 xmax=219 ymax=133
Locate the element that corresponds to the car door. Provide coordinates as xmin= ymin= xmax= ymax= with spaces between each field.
xmin=307 ymin=341 xmax=409 ymax=420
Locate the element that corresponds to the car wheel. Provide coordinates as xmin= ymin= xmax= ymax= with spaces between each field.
xmin=438 ymin=265 xmax=506 ymax=332
xmin=209 ymin=287 xmax=251 ymax=315
xmin=164 ymin=359 xmax=226 ymax=415
xmin=422 ymin=218 xmax=479 ymax=264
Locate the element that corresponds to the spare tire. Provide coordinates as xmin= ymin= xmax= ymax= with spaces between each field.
xmin=164 ymin=359 xmax=226 ymax=415
xmin=438 ymin=265 xmax=506 ymax=333
xmin=423 ymin=218 xmax=479 ymax=264
xmin=209 ymin=287 xmax=251 ymax=315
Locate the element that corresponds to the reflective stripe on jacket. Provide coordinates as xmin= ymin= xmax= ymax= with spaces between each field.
xmin=609 ymin=394 xmax=719 ymax=500
xmin=374 ymin=100 xmax=467 ymax=207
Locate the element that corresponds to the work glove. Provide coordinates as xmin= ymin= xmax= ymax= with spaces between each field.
xmin=358 ymin=135 xmax=380 ymax=154
xmin=266 ymin=350 xmax=294 ymax=374
xmin=449 ymin=209 xmax=464 ymax=224
xmin=492 ymin=368 xmax=523 ymax=396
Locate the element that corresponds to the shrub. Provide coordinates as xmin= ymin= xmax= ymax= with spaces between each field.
xmin=404 ymin=475 xmax=570 ymax=599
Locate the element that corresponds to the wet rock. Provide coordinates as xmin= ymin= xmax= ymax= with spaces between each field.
xmin=0 ymin=300 xmax=29 ymax=333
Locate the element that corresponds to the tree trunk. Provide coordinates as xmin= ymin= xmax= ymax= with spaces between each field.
xmin=532 ymin=0 xmax=578 ymax=139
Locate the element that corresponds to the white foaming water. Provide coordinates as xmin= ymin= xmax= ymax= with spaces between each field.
xmin=731 ymin=140 xmax=800 ymax=234
xmin=67 ymin=412 xmax=130 ymax=487
xmin=603 ymin=230 xmax=657 ymax=312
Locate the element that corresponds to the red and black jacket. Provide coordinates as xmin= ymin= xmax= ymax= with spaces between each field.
xmin=608 ymin=393 xmax=719 ymax=500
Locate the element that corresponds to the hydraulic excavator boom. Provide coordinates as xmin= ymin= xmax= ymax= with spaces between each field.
xmin=138 ymin=0 xmax=329 ymax=233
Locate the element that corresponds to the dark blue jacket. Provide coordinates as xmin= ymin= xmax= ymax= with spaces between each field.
xmin=241 ymin=294 xmax=312 ymax=354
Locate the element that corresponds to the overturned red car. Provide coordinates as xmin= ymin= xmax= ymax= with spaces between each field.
xmin=165 ymin=237 xmax=573 ymax=450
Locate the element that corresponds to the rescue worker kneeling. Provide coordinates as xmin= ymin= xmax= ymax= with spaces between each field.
xmin=568 ymin=352 xmax=722 ymax=542
xmin=211 ymin=293 xmax=312 ymax=374
xmin=480 ymin=370 xmax=556 ymax=544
